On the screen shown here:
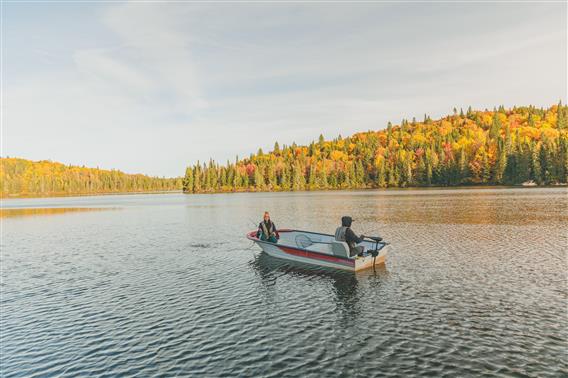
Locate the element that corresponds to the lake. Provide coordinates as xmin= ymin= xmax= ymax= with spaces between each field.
xmin=1 ymin=188 xmax=567 ymax=377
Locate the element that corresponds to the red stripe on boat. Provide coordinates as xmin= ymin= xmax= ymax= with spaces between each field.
xmin=278 ymin=246 xmax=355 ymax=267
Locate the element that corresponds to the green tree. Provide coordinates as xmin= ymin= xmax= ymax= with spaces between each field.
xmin=317 ymin=163 xmax=328 ymax=189
xmin=376 ymin=159 xmax=386 ymax=188
xmin=183 ymin=167 xmax=194 ymax=193
xmin=292 ymin=162 xmax=305 ymax=191
xmin=489 ymin=112 xmax=502 ymax=139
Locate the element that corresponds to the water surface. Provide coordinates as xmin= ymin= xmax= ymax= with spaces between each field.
xmin=1 ymin=188 xmax=567 ymax=377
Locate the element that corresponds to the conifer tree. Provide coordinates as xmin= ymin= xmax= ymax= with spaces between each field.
xmin=490 ymin=113 xmax=502 ymax=139
xmin=280 ymin=166 xmax=291 ymax=190
xmin=308 ymin=164 xmax=316 ymax=188
xmin=375 ymin=158 xmax=386 ymax=188
xmin=292 ymin=162 xmax=305 ymax=191
xmin=493 ymin=139 xmax=507 ymax=184
xmin=531 ymin=143 xmax=542 ymax=184
xmin=557 ymin=101 xmax=568 ymax=130
xmin=254 ymin=165 xmax=265 ymax=190
xmin=171 ymin=105 xmax=567 ymax=195
xmin=317 ymin=163 xmax=328 ymax=189
xmin=183 ymin=167 xmax=194 ymax=193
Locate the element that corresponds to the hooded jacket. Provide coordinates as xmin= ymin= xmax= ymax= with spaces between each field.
xmin=334 ymin=216 xmax=363 ymax=249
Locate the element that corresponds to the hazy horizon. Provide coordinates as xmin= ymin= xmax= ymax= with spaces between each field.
xmin=3 ymin=2 xmax=566 ymax=177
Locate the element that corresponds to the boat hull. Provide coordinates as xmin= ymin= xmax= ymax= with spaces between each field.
xmin=247 ymin=230 xmax=389 ymax=272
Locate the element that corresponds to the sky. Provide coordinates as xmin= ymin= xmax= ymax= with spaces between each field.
xmin=2 ymin=1 xmax=566 ymax=177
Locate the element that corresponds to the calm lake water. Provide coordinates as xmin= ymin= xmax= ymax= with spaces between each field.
xmin=1 ymin=188 xmax=567 ymax=377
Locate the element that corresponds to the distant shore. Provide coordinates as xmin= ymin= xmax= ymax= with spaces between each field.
xmin=3 ymin=184 xmax=566 ymax=200
xmin=0 ymin=190 xmax=182 ymax=200
xmin=181 ymin=183 xmax=567 ymax=195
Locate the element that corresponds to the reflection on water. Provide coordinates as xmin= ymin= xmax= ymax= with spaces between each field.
xmin=0 ymin=207 xmax=115 ymax=218
xmin=376 ymin=196 xmax=568 ymax=225
xmin=250 ymin=252 xmax=391 ymax=323
xmin=1 ymin=188 xmax=566 ymax=377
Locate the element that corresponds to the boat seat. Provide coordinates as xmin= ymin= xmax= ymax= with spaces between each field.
xmin=330 ymin=241 xmax=351 ymax=258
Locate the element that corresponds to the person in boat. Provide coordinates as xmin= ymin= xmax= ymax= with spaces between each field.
xmin=257 ymin=211 xmax=279 ymax=243
xmin=334 ymin=216 xmax=365 ymax=256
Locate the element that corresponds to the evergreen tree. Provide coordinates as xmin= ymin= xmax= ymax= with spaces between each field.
xmin=490 ymin=112 xmax=502 ymax=139
xmin=308 ymin=164 xmax=317 ymax=188
xmin=328 ymin=169 xmax=338 ymax=188
xmin=220 ymin=167 xmax=227 ymax=187
xmin=558 ymin=135 xmax=568 ymax=182
xmin=280 ymin=166 xmax=291 ymax=190
xmin=193 ymin=164 xmax=202 ymax=192
xmin=516 ymin=144 xmax=531 ymax=184
xmin=172 ymin=104 xmax=567 ymax=195
xmin=482 ymin=150 xmax=491 ymax=183
xmin=317 ymin=163 xmax=328 ymax=188
xmin=387 ymin=162 xmax=397 ymax=187
xmin=557 ymin=101 xmax=568 ymax=130
xmin=376 ymin=159 xmax=386 ymax=188
xmin=458 ymin=149 xmax=468 ymax=183
xmin=292 ymin=162 xmax=305 ymax=191
xmin=226 ymin=164 xmax=235 ymax=189
xmin=183 ymin=167 xmax=194 ymax=193
xmin=493 ymin=139 xmax=507 ymax=184
xmin=254 ymin=165 xmax=265 ymax=190
xmin=346 ymin=163 xmax=355 ymax=188
xmin=355 ymin=160 xmax=365 ymax=188
xmin=267 ymin=162 xmax=277 ymax=189
xmin=504 ymin=125 xmax=512 ymax=154
xmin=531 ymin=143 xmax=542 ymax=184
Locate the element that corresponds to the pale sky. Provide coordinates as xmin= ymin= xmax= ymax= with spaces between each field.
xmin=2 ymin=1 xmax=566 ymax=177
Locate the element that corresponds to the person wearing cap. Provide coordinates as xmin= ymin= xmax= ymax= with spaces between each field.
xmin=334 ymin=216 xmax=365 ymax=256
xmin=257 ymin=211 xmax=279 ymax=243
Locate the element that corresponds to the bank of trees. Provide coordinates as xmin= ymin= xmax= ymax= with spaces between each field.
xmin=0 ymin=158 xmax=182 ymax=197
xmin=183 ymin=103 xmax=568 ymax=193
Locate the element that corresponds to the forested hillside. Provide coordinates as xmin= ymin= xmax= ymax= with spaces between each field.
xmin=183 ymin=103 xmax=568 ymax=193
xmin=3 ymin=104 xmax=566 ymax=198
xmin=0 ymin=158 xmax=182 ymax=197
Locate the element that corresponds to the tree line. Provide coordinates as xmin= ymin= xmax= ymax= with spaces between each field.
xmin=183 ymin=103 xmax=568 ymax=193
xmin=0 ymin=158 xmax=182 ymax=197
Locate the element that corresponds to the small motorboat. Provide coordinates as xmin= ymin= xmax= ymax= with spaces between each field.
xmin=246 ymin=229 xmax=390 ymax=272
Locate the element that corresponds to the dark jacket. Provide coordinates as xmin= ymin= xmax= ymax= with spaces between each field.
xmin=345 ymin=227 xmax=363 ymax=245
xmin=335 ymin=216 xmax=363 ymax=250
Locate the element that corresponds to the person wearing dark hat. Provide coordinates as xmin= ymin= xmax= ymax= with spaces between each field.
xmin=334 ymin=216 xmax=365 ymax=256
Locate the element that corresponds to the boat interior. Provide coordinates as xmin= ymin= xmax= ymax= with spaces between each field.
xmin=276 ymin=230 xmax=379 ymax=259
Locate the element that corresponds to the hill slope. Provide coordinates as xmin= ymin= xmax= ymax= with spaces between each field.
xmin=183 ymin=103 xmax=568 ymax=193
xmin=0 ymin=158 xmax=182 ymax=197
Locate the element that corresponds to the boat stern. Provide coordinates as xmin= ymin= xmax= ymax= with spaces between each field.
xmin=354 ymin=243 xmax=390 ymax=271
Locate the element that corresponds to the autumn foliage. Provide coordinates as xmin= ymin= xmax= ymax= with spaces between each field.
xmin=2 ymin=104 xmax=566 ymax=198
xmin=183 ymin=103 xmax=568 ymax=193
xmin=0 ymin=159 xmax=182 ymax=197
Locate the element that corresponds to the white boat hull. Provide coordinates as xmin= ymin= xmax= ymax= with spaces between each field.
xmin=247 ymin=229 xmax=389 ymax=272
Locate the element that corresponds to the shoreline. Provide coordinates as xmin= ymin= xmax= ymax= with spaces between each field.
xmin=182 ymin=182 xmax=566 ymax=195
xmin=0 ymin=190 xmax=182 ymax=200
xmin=2 ymin=184 xmax=566 ymax=200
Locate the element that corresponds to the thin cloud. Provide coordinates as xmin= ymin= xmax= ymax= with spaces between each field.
xmin=3 ymin=2 xmax=566 ymax=177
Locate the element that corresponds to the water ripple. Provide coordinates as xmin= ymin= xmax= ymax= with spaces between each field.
xmin=1 ymin=189 xmax=567 ymax=377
